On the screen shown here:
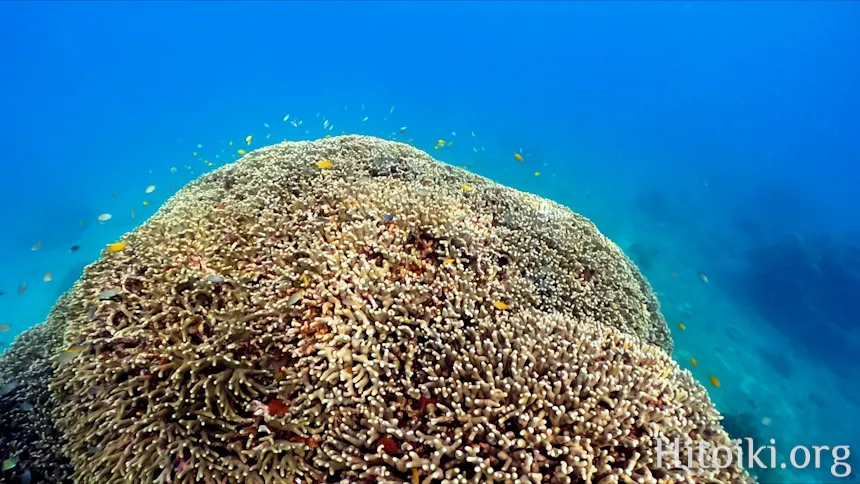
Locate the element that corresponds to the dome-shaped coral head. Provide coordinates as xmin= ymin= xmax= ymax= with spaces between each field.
xmin=48 ymin=135 xmax=749 ymax=483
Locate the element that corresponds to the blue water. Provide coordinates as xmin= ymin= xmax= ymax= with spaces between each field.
xmin=1 ymin=1 xmax=859 ymax=482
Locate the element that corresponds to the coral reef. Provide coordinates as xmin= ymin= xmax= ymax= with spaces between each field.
xmin=0 ymin=297 xmax=74 ymax=482
xmin=4 ymin=135 xmax=749 ymax=483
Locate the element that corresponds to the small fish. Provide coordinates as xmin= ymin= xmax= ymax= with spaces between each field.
xmin=287 ymin=291 xmax=303 ymax=306
xmin=316 ymin=160 xmax=333 ymax=170
xmin=70 ymin=245 xmax=80 ymax=253
xmin=443 ymin=258 xmax=456 ymax=265
xmin=31 ymin=241 xmax=42 ymax=251
xmin=0 ymin=381 xmax=20 ymax=395
xmin=142 ymin=201 xmax=150 ymax=206
xmin=697 ymin=272 xmax=709 ymax=283
xmin=130 ymin=209 xmax=136 ymax=218
xmin=461 ymin=184 xmax=472 ymax=192
xmin=97 ymin=213 xmax=112 ymax=223
xmin=451 ymin=131 xmax=457 ymax=137
xmin=245 ymin=135 xmax=252 ymax=145
xmin=228 ymin=141 xmax=233 ymax=146
xmin=412 ymin=468 xmax=420 ymax=484
xmin=170 ymin=167 xmax=178 ymax=174
xmin=670 ymin=270 xmax=677 ymax=278
xmin=761 ymin=417 xmax=772 ymax=426
xmin=237 ymin=149 xmax=247 ymax=155
xmin=145 ymin=185 xmax=156 ymax=194
xmin=112 ymin=192 xmax=118 ymax=200
xmin=283 ymin=114 xmax=290 ymax=121
xmin=534 ymin=171 xmax=541 ymax=177
xmin=400 ymin=126 xmax=407 ymax=134
xmin=106 ymin=242 xmax=126 ymax=252
xmin=471 ymin=131 xmax=476 ymax=137
xmin=677 ymin=322 xmax=686 ymax=330
xmin=708 ymin=375 xmax=721 ymax=388
xmin=382 ymin=214 xmax=395 ymax=223
xmin=323 ymin=120 xmax=330 ymax=129
xmin=265 ymin=133 xmax=271 ymax=139
xmin=263 ymin=123 xmax=270 ymax=128
xmin=43 ymin=272 xmax=53 ymax=282
xmin=193 ymin=151 xmax=198 ymax=157
xmin=0 ymin=324 xmax=9 ymax=332
xmin=18 ymin=284 xmax=27 ymax=295
xmin=690 ymin=357 xmax=698 ymax=367
xmin=98 ymin=289 xmax=119 ymax=300
xmin=206 ymin=275 xmax=225 ymax=284
xmin=1 ymin=454 xmax=18 ymax=471
xmin=0 ymin=292 xmax=4 ymax=297
xmin=390 ymin=106 xmax=395 ymax=114
xmin=492 ymin=300 xmax=511 ymax=310
xmin=197 ymin=144 xmax=203 ymax=148
xmin=18 ymin=402 xmax=34 ymax=412
xmin=55 ymin=346 xmax=82 ymax=364
xmin=362 ymin=116 xmax=369 ymax=122
xmin=514 ymin=153 xmax=524 ymax=162
xmin=80 ymin=220 xmax=87 ymax=226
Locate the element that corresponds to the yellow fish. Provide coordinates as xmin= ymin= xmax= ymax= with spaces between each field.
xmin=534 ymin=171 xmax=541 ymax=177
xmin=107 ymin=242 xmax=126 ymax=252
xmin=677 ymin=322 xmax=686 ymax=330
xmin=437 ymin=139 xmax=445 ymax=146
xmin=492 ymin=300 xmax=510 ymax=310
xmin=412 ymin=468 xmax=420 ymax=484
xmin=142 ymin=201 xmax=150 ymax=206
xmin=228 ymin=141 xmax=233 ymax=146
xmin=237 ymin=149 xmax=247 ymax=155
xmin=316 ymin=160 xmax=333 ymax=169
xmin=690 ymin=357 xmax=698 ymax=367
xmin=461 ymin=184 xmax=472 ymax=192
xmin=443 ymin=258 xmax=456 ymax=265
xmin=193 ymin=152 xmax=198 ymax=157
xmin=245 ymin=135 xmax=253 ymax=145
xmin=514 ymin=153 xmax=524 ymax=162
xmin=708 ymin=375 xmax=721 ymax=388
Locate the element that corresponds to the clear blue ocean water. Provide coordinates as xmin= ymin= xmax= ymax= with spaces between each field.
xmin=1 ymin=1 xmax=858 ymax=483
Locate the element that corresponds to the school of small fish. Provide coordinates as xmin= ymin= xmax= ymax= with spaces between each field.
xmin=0 ymin=105 xmax=743 ymax=429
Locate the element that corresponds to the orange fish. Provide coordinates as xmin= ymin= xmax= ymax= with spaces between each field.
xmin=708 ymin=375 xmax=720 ymax=388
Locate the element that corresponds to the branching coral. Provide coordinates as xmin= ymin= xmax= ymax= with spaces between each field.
xmin=2 ymin=135 xmax=748 ymax=483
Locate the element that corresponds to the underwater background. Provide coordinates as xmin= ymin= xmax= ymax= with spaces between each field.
xmin=0 ymin=1 xmax=858 ymax=483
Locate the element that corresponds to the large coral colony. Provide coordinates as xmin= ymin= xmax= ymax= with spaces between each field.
xmin=0 ymin=136 xmax=752 ymax=483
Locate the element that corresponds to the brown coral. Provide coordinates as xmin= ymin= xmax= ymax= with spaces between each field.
xmin=2 ymin=135 xmax=748 ymax=483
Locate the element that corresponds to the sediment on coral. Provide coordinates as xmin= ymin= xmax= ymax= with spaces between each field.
xmin=2 ymin=135 xmax=750 ymax=483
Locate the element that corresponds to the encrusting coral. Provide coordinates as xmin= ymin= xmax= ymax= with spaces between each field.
xmin=1 ymin=135 xmax=750 ymax=483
